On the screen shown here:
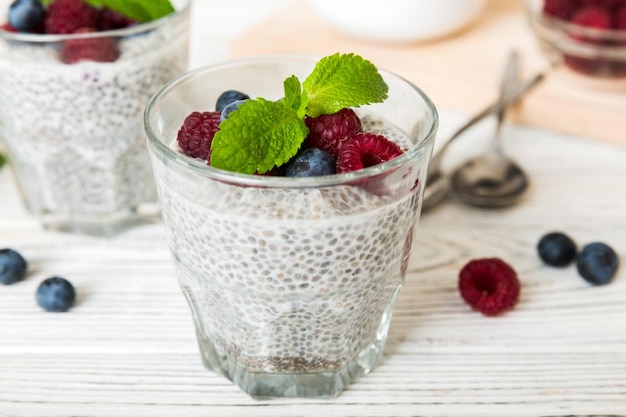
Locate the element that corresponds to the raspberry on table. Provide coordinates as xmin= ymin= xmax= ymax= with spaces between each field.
xmin=577 ymin=242 xmax=619 ymax=286
xmin=45 ymin=0 xmax=99 ymax=34
xmin=458 ymin=258 xmax=521 ymax=316
xmin=177 ymin=111 xmax=221 ymax=160
xmin=537 ymin=232 xmax=577 ymax=267
xmin=304 ymin=108 xmax=363 ymax=158
xmin=336 ymin=132 xmax=403 ymax=173
xmin=60 ymin=27 xmax=120 ymax=64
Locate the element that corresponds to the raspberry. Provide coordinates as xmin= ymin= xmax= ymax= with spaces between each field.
xmin=98 ymin=8 xmax=137 ymax=31
xmin=617 ymin=6 xmax=626 ymax=30
xmin=570 ymin=6 xmax=612 ymax=29
xmin=45 ymin=0 xmax=99 ymax=34
xmin=543 ymin=0 xmax=579 ymax=20
xmin=336 ymin=132 xmax=403 ymax=173
xmin=59 ymin=27 xmax=120 ymax=64
xmin=177 ymin=111 xmax=221 ymax=160
xmin=458 ymin=258 xmax=520 ymax=316
xmin=0 ymin=22 xmax=18 ymax=32
xmin=304 ymin=108 xmax=362 ymax=158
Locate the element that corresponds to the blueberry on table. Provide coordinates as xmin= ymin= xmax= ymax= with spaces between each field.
xmin=0 ymin=248 xmax=28 ymax=285
xmin=216 ymin=90 xmax=250 ymax=112
xmin=36 ymin=276 xmax=76 ymax=312
xmin=537 ymin=232 xmax=577 ymax=267
xmin=577 ymin=242 xmax=619 ymax=286
xmin=285 ymin=147 xmax=336 ymax=177
xmin=8 ymin=0 xmax=44 ymax=33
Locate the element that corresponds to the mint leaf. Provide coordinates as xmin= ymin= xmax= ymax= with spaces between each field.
xmin=281 ymin=75 xmax=307 ymax=119
xmin=302 ymin=53 xmax=388 ymax=118
xmin=96 ymin=0 xmax=174 ymax=22
xmin=41 ymin=0 xmax=175 ymax=22
xmin=0 ymin=153 xmax=5 ymax=170
xmin=210 ymin=99 xmax=308 ymax=175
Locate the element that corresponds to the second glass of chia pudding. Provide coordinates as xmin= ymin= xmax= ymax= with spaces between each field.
xmin=144 ymin=55 xmax=438 ymax=399
xmin=0 ymin=0 xmax=191 ymax=234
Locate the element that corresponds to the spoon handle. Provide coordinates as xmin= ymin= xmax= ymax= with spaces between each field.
xmin=427 ymin=71 xmax=545 ymax=179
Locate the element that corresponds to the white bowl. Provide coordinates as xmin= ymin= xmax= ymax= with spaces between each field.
xmin=307 ymin=0 xmax=487 ymax=43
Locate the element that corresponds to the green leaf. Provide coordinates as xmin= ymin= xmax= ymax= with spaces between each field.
xmin=41 ymin=0 xmax=175 ymax=23
xmin=302 ymin=52 xmax=388 ymax=118
xmin=210 ymin=99 xmax=308 ymax=175
xmin=0 ymin=153 xmax=5 ymax=170
xmin=280 ymin=75 xmax=307 ymax=119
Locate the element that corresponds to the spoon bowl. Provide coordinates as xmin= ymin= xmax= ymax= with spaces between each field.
xmin=450 ymin=150 xmax=529 ymax=207
xmin=449 ymin=51 xmax=530 ymax=208
xmin=423 ymin=52 xmax=544 ymax=210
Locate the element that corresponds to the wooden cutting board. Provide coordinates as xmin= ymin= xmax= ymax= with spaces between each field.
xmin=231 ymin=0 xmax=626 ymax=145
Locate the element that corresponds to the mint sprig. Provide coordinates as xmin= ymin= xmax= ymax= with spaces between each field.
xmin=210 ymin=53 xmax=388 ymax=174
xmin=41 ymin=0 xmax=175 ymax=23
xmin=0 ymin=153 xmax=5 ymax=171
xmin=210 ymin=99 xmax=308 ymax=175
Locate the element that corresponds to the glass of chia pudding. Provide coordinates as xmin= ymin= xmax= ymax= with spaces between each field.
xmin=144 ymin=55 xmax=438 ymax=399
xmin=0 ymin=0 xmax=191 ymax=235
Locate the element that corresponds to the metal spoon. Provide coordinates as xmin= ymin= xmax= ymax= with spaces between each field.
xmin=449 ymin=52 xmax=532 ymax=208
xmin=422 ymin=57 xmax=545 ymax=210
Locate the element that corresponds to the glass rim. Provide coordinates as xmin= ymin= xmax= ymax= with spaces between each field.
xmin=144 ymin=54 xmax=439 ymax=189
xmin=0 ymin=0 xmax=192 ymax=42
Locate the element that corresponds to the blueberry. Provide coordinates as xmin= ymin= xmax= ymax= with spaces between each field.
xmin=216 ymin=90 xmax=250 ymax=112
xmin=36 ymin=276 xmax=76 ymax=312
xmin=577 ymin=242 xmax=619 ymax=286
xmin=219 ymin=99 xmax=247 ymax=123
xmin=8 ymin=0 xmax=44 ymax=33
xmin=285 ymin=147 xmax=336 ymax=177
xmin=0 ymin=248 xmax=27 ymax=285
xmin=537 ymin=232 xmax=577 ymax=267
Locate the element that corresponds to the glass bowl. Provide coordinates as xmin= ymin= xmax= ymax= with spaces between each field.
xmin=525 ymin=0 xmax=626 ymax=89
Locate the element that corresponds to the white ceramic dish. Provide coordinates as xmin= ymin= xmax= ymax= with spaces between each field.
xmin=307 ymin=0 xmax=487 ymax=43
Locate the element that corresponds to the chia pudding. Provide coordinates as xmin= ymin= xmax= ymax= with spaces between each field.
xmin=144 ymin=56 xmax=437 ymax=398
xmin=0 ymin=0 xmax=190 ymax=234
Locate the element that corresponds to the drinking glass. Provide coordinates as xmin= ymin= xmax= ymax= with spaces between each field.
xmin=144 ymin=56 xmax=438 ymax=399
xmin=0 ymin=0 xmax=192 ymax=234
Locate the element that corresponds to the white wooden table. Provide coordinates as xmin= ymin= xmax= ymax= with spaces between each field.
xmin=1 ymin=1 xmax=626 ymax=416
xmin=1 ymin=108 xmax=625 ymax=416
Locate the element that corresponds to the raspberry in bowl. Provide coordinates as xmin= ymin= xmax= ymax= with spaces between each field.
xmin=144 ymin=54 xmax=438 ymax=399
xmin=0 ymin=0 xmax=191 ymax=234
xmin=526 ymin=0 xmax=626 ymax=88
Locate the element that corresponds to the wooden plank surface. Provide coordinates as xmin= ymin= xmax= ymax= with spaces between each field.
xmin=1 ymin=113 xmax=625 ymax=416
xmin=231 ymin=0 xmax=626 ymax=146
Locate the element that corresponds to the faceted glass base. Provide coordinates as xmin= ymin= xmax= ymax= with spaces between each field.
xmin=194 ymin=327 xmax=386 ymax=400
xmin=39 ymin=204 xmax=160 ymax=236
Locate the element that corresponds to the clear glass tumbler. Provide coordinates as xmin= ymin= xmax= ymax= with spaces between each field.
xmin=0 ymin=0 xmax=191 ymax=235
xmin=144 ymin=56 xmax=438 ymax=399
